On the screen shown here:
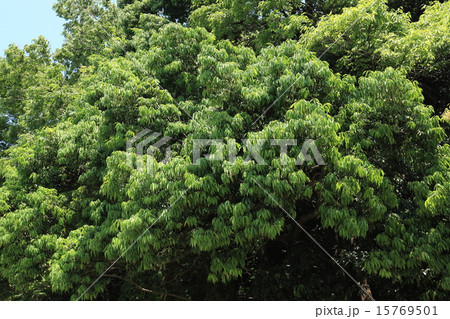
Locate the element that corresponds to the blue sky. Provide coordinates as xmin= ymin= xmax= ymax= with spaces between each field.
xmin=0 ymin=0 xmax=65 ymax=55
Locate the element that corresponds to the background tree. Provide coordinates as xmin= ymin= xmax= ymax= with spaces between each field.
xmin=53 ymin=0 xmax=121 ymax=79
xmin=0 ymin=37 xmax=69 ymax=152
xmin=302 ymin=0 xmax=450 ymax=114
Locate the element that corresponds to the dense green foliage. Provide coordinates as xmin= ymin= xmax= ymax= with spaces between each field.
xmin=0 ymin=0 xmax=449 ymax=300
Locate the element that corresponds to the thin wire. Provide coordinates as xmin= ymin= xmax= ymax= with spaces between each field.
xmin=76 ymin=182 xmax=196 ymax=300
xmin=252 ymin=177 xmax=376 ymax=301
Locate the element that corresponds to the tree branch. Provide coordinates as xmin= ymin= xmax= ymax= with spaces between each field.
xmin=103 ymin=274 xmax=189 ymax=301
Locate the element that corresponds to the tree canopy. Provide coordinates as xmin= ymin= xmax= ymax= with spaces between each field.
xmin=0 ymin=0 xmax=449 ymax=300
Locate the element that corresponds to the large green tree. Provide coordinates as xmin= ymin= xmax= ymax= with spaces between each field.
xmin=0 ymin=0 xmax=449 ymax=301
